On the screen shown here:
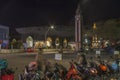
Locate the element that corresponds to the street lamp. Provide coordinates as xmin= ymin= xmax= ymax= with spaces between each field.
xmin=45 ymin=25 xmax=54 ymax=42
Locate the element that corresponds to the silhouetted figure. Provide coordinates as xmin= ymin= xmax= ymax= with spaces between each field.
xmin=81 ymin=54 xmax=87 ymax=67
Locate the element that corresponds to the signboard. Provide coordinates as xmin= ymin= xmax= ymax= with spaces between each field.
xmin=55 ymin=54 xmax=62 ymax=60
xmin=114 ymin=51 xmax=119 ymax=55
xmin=96 ymin=50 xmax=101 ymax=55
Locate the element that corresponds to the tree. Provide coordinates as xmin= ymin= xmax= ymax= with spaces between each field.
xmin=97 ymin=18 xmax=120 ymax=40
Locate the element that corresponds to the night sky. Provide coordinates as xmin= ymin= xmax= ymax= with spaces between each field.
xmin=0 ymin=0 xmax=120 ymax=28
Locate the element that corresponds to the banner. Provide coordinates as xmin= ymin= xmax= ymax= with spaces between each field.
xmin=114 ymin=51 xmax=119 ymax=55
xmin=96 ymin=50 xmax=101 ymax=55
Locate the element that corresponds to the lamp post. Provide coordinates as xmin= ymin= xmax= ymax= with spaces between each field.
xmin=45 ymin=25 xmax=54 ymax=42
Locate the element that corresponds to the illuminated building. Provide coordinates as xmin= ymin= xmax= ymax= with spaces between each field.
xmin=91 ymin=23 xmax=99 ymax=49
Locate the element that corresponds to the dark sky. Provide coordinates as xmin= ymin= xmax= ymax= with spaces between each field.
xmin=0 ymin=0 xmax=120 ymax=28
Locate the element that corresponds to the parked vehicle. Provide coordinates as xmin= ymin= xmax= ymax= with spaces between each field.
xmin=0 ymin=59 xmax=15 ymax=80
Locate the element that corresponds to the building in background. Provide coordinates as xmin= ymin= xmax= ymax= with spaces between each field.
xmin=16 ymin=26 xmax=74 ymax=49
xmin=0 ymin=25 xmax=9 ymax=48
xmin=16 ymin=26 xmax=74 ymax=42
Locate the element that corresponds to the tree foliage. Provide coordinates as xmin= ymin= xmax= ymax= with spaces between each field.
xmin=96 ymin=18 xmax=120 ymax=40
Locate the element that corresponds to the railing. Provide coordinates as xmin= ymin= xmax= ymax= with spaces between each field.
xmin=0 ymin=49 xmax=24 ymax=53
xmin=0 ymin=49 xmax=75 ymax=54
